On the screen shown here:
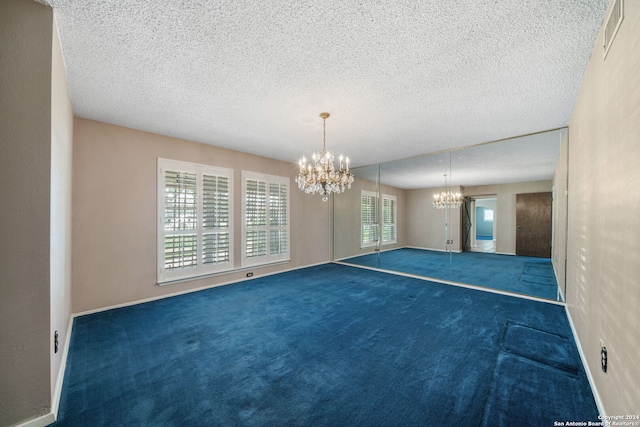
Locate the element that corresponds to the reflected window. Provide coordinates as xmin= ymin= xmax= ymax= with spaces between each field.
xmin=361 ymin=190 xmax=379 ymax=248
xmin=382 ymin=194 xmax=397 ymax=244
xmin=484 ymin=209 xmax=494 ymax=221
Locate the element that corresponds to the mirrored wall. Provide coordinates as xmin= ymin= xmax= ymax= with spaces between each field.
xmin=333 ymin=128 xmax=569 ymax=301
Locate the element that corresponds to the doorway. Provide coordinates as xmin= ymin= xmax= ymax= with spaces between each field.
xmin=464 ymin=196 xmax=496 ymax=253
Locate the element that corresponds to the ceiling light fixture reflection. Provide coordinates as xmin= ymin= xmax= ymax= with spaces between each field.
xmin=433 ymin=152 xmax=462 ymax=209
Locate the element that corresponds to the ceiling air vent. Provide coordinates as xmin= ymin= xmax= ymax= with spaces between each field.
xmin=603 ymin=0 xmax=623 ymax=59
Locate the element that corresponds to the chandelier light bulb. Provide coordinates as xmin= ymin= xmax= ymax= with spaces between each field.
xmin=433 ymin=173 xmax=462 ymax=209
xmin=295 ymin=112 xmax=354 ymax=201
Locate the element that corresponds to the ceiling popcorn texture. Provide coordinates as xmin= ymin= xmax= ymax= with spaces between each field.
xmin=43 ymin=0 xmax=607 ymax=174
xmin=363 ymin=129 xmax=565 ymax=189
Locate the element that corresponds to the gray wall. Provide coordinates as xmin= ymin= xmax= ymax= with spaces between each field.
xmin=0 ymin=0 xmax=53 ymax=425
xmin=50 ymin=17 xmax=74 ymax=411
xmin=552 ymin=131 xmax=569 ymax=296
xmin=567 ymin=0 xmax=640 ymax=415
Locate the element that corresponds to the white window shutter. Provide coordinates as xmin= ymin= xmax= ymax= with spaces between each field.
xmin=158 ymin=159 xmax=233 ymax=284
xmin=361 ymin=191 xmax=380 ymax=247
xmin=242 ymin=172 xmax=290 ymax=267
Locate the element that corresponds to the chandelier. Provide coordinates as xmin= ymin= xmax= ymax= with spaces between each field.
xmin=295 ymin=112 xmax=354 ymax=201
xmin=433 ymin=169 xmax=462 ymax=209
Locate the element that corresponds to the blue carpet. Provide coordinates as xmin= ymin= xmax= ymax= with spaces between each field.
xmin=342 ymin=248 xmax=559 ymax=300
xmin=53 ymin=263 xmax=597 ymax=426
xmin=482 ymin=323 xmax=590 ymax=425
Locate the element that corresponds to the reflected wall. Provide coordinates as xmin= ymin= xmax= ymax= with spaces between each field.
xmin=333 ymin=164 xmax=408 ymax=261
xmin=333 ymin=128 xmax=568 ymax=301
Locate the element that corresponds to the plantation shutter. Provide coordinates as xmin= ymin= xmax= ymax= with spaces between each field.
xmin=202 ymin=174 xmax=231 ymax=265
xmin=158 ymin=159 xmax=233 ymax=283
xmin=382 ymin=195 xmax=397 ymax=243
xmin=269 ymin=182 xmax=288 ymax=255
xmin=361 ymin=191 xmax=379 ymax=247
xmin=245 ymin=179 xmax=268 ymax=259
xmin=164 ymin=170 xmax=198 ymax=271
xmin=243 ymin=172 xmax=290 ymax=267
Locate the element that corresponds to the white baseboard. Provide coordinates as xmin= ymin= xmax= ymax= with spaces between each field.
xmin=334 ymin=260 xmax=565 ymax=305
xmin=14 ymin=317 xmax=73 ymax=426
xmin=564 ymin=305 xmax=606 ymax=418
xmin=335 ymin=247 xmax=464 ymax=261
xmin=404 ymin=246 xmax=462 ymax=253
xmin=32 ymin=259 xmax=577 ymax=427
xmin=50 ymin=317 xmax=74 ymax=421
xmin=44 ymin=261 xmax=331 ymax=425
xmin=75 ymin=261 xmax=331 ymax=317
xmin=552 ymin=263 xmax=566 ymax=302
xmin=13 ymin=412 xmax=55 ymax=427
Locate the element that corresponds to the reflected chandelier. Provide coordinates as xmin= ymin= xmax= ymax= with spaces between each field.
xmin=433 ymin=173 xmax=462 ymax=209
xmin=295 ymin=112 xmax=354 ymax=201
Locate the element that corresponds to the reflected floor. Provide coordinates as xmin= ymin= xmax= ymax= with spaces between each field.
xmin=471 ymin=239 xmax=495 ymax=253
xmin=341 ymin=247 xmax=559 ymax=300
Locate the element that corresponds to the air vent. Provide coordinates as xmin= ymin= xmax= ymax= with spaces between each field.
xmin=603 ymin=0 xmax=623 ymax=59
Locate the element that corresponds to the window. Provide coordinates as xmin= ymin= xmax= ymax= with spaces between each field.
xmin=361 ymin=190 xmax=380 ymax=248
xmin=362 ymin=191 xmax=397 ymax=247
xmin=157 ymin=159 xmax=233 ymax=283
xmin=484 ymin=209 xmax=494 ymax=221
xmin=242 ymin=171 xmax=290 ymax=267
xmin=382 ymin=194 xmax=397 ymax=244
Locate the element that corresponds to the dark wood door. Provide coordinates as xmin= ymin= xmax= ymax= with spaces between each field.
xmin=516 ymin=192 xmax=552 ymax=257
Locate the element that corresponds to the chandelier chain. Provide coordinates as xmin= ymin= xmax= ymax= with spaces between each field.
xmin=295 ymin=112 xmax=354 ymax=201
xmin=433 ymin=153 xmax=462 ymax=209
xmin=323 ymin=116 xmax=326 ymax=152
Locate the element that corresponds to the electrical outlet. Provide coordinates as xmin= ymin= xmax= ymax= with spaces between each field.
xmin=246 ymin=272 xmax=253 ymax=277
xmin=54 ymin=331 xmax=59 ymax=353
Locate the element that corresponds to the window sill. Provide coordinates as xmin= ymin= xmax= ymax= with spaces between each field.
xmin=360 ymin=242 xmax=397 ymax=250
xmin=158 ymin=259 xmax=290 ymax=286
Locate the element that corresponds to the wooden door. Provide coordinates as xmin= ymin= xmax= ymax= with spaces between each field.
xmin=516 ymin=192 xmax=552 ymax=258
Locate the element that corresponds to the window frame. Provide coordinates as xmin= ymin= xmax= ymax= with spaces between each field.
xmin=361 ymin=190 xmax=380 ymax=248
xmin=241 ymin=171 xmax=290 ymax=268
xmin=483 ymin=209 xmax=494 ymax=222
xmin=382 ymin=194 xmax=397 ymax=245
xmin=157 ymin=158 xmax=234 ymax=284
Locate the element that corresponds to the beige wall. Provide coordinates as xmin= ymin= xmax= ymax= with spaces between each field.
xmin=406 ymin=186 xmax=462 ymax=252
xmin=0 ymin=1 xmax=53 ymax=425
xmin=567 ymin=0 xmax=640 ymax=415
xmin=50 ymin=17 xmax=74 ymax=410
xmin=72 ymin=118 xmax=331 ymax=313
xmin=552 ymin=131 xmax=569 ymax=297
xmin=333 ymin=177 xmax=407 ymax=260
xmin=463 ymin=181 xmax=553 ymax=254
xmin=335 ymin=179 xmax=553 ymax=257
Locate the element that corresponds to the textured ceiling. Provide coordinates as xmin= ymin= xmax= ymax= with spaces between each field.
xmin=43 ymin=0 xmax=607 ymax=181
xmin=358 ymin=128 xmax=565 ymax=189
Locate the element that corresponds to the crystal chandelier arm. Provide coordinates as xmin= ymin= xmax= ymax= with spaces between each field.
xmin=295 ymin=112 xmax=353 ymax=201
